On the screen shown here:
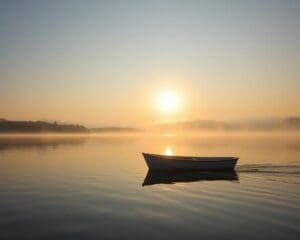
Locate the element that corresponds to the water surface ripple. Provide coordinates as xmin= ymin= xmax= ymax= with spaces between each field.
xmin=0 ymin=135 xmax=299 ymax=240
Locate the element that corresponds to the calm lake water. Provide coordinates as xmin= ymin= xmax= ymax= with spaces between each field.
xmin=0 ymin=134 xmax=299 ymax=240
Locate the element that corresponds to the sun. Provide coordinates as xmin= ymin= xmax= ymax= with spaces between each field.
xmin=157 ymin=90 xmax=179 ymax=112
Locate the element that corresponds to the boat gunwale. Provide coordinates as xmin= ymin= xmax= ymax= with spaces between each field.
xmin=143 ymin=153 xmax=239 ymax=162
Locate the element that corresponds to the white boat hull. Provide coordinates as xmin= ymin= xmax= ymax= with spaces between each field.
xmin=143 ymin=153 xmax=238 ymax=171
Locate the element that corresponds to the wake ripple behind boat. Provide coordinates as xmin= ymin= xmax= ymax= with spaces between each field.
xmin=143 ymin=153 xmax=238 ymax=171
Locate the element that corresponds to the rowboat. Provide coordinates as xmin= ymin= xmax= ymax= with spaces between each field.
xmin=142 ymin=153 xmax=238 ymax=171
xmin=142 ymin=170 xmax=238 ymax=186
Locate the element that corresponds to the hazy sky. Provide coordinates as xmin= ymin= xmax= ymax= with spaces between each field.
xmin=0 ymin=0 xmax=299 ymax=126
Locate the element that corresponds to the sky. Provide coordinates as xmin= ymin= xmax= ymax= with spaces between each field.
xmin=0 ymin=0 xmax=299 ymax=127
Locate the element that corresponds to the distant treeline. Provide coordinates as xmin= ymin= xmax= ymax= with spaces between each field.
xmin=1 ymin=117 xmax=299 ymax=133
xmin=91 ymin=127 xmax=142 ymax=133
xmin=156 ymin=117 xmax=300 ymax=132
xmin=0 ymin=119 xmax=141 ymax=133
xmin=0 ymin=119 xmax=89 ymax=133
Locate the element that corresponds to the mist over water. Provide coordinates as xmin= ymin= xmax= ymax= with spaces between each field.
xmin=0 ymin=134 xmax=299 ymax=239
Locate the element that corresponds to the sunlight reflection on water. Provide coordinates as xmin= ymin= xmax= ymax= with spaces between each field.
xmin=164 ymin=146 xmax=173 ymax=156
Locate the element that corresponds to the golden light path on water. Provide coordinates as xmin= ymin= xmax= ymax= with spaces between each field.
xmin=164 ymin=146 xmax=173 ymax=156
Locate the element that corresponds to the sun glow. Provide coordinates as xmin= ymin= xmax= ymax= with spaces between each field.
xmin=157 ymin=91 xmax=179 ymax=112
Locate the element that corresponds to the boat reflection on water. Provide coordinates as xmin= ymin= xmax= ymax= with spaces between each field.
xmin=142 ymin=170 xmax=239 ymax=186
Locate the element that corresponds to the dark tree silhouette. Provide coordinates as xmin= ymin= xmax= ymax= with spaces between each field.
xmin=0 ymin=120 xmax=89 ymax=133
